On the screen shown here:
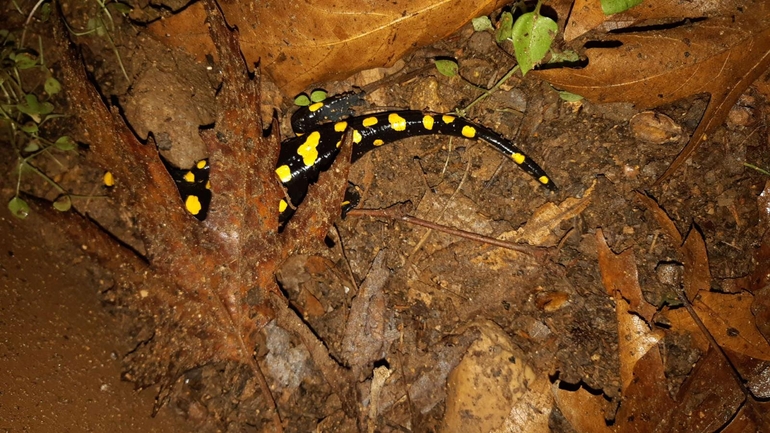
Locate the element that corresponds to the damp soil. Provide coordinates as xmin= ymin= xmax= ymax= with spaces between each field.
xmin=2 ymin=2 xmax=769 ymax=432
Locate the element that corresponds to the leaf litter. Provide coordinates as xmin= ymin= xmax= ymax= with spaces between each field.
xmin=10 ymin=0 xmax=770 ymax=430
xmin=536 ymin=0 xmax=770 ymax=184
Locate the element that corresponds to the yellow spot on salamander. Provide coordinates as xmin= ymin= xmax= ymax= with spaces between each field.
xmin=196 ymin=160 xmax=207 ymax=169
xmin=362 ymin=117 xmax=378 ymax=127
xmin=461 ymin=125 xmax=476 ymax=138
xmin=442 ymin=115 xmax=455 ymax=124
xmin=336 ymin=141 xmax=342 ymax=148
xmin=423 ymin=115 xmax=434 ymax=130
xmin=373 ymin=139 xmax=384 ymax=146
xmin=334 ymin=121 xmax=348 ymax=132
xmin=185 ymin=195 xmax=202 ymax=215
xmin=511 ymin=153 xmax=526 ymax=165
xmin=389 ymin=113 xmax=407 ymax=131
xmin=353 ymin=130 xmax=362 ymax=143
xmin=539 ymin=176 xmax=550 ymax=185
xmin=276 ymin=165 xmax=292 ymax=182
xmin=279 ymin=199 xmax=288 ymax=213
xmin=205 ymin=181 xmax=211 ymax=189
xmin=183 ymin=171 xmax=195 ymax=182
xmin=103 ymin=171 xmax=115 ymax=187
xmin=298 ymin=131 xmax=321 ymax=166
xmin=341 ymin=200 xmax=350 ymax=206
xmin=309 ymin=102 xmax=324 ymax=112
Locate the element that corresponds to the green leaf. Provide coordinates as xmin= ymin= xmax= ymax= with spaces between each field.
xmin=511 ymin=6 xmax=558 ymax=75
xmin=21 ymin=122 xmax=39 ymax=134
xmin=549 ymin=49 xmax=580 ymax=63
xmin=87 ymin=17 xmax=106 ymax=37
xmin=8 ymin=197 xmax=30 ymax=219
xmin=54 ymin=136 xmax=76 ymax=151
xmin=601 ymin=0 xmax=644 ymax=15
xmin=310 ymin=90 xmax=327 ymax=103
xmin=294 ymin=94 xmax=311 ymax=106
xmin=17 ymin=94 xmax=54 ymax=116
xmin=435 ymin=59 xmax=459 ymax=77
xmin=41 ymin=3 xmax=52 ymax=22
xmin=558 ymin=90 xmax=584 ymax=102
xmin=111 ymin=2 xmax=133 ymax=14
xmin=13 ymin=52 xmax=38 ymax=69
xmin=496 ymin=11 xmax=514 ymax=43
xmin=53 ymin=195 xmax=72 ymax=212
xmin=472 ymin=16 xmax=493 ymax=32
xmin=44 ymin=77 xmax=61 ymax=95
xmin=23 ymin=140 xmax=40 ymax=152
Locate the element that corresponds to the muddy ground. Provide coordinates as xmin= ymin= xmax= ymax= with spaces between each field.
xmin=1 ymin=1 xmax=769 ymax=432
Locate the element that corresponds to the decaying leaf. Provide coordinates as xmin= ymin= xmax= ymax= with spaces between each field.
xmin=681 ymin=227 xmax=711 ymax=301
xmin=667 ymin=348 xmax=745 ymax=432
xmin=636 ymin=192 xmax=711 ymax=302
xmin=148 ymin=0 xmax=508 ymax=94
xmin=565 ymin=0 xmax=741 ymax=41
xmin=615 ymin=296 xmax=664 ymax=393
xmin=537 ymin=1 xmax=770 ymax=183
xmin=553 ymin=383 xmax=613 ymax=433
xmin=504 ymin=180 xmax=596 ymax=244
xmin=693 ymin=291 xmax=770 ymax=361
xmin=613 ymin=343 xmax=673 ymax=432
xmin=595 ymin=229 xmax=657 ymax=323
xmin=443 ymin=322 xmax=551 ymax=433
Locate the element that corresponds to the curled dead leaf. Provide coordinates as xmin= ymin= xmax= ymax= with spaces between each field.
xmin=504 ymin=180 xmax=596 ymax=244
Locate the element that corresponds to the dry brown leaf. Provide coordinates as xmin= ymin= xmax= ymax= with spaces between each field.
xmin=615 ymin=295 xmax=664 ymax=393
xmin=505 ymin=180 xmax=595 ymax=244
xmin=149 ymin=0 xmax=508 ymax=95
xmin=565 ymin=0 xmax=740 ymax=41
xmin=613 ymin=344 xmax=673 ymax=433
xmin=658 ymin=308 xmax=710 ymax=352
xmin=666 ymin=290 xmax=770 ymax=361
xmin=443 ymin=322 xmax=551 ymax=433
xmin=635 ymin=192 xmax=682 ymax=246
xmin=681 ymin=227 xmax=712 ymax=301
xmin=636 ymin=193 xmax=712 ymax=301
xmin=693 ymin=291 xmax=770 ymax=361
xmin=537 ymin=1 xmax=770 ymax=183
xmin=552 ymin=384 xmax=613 ymax=433
xmin=667 ymin=348 xmax=745 ymax=432
xmin=721 ymin=400 xmax=770 ymax=433
xmin=595 ymin=229 xmax=657 ymax=322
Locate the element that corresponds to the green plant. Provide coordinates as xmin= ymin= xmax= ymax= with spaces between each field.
xmin=436 ymin=1 xmax=561 ymax=115
xmin=60 ymin=0 xmax=133 ymax=82
xmin=0 ymin=29 xmax=82 ymax=218
xmin=294 ymin=89 xmax=329 ymax=106
xmin=496 ymin=1 xmax=558 ymax=76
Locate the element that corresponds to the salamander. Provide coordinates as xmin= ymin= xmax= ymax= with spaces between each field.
xmin=168 ymin=95 xmax=556 ymax=225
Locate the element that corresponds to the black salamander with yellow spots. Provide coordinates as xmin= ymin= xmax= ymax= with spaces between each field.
xmin=167 ymin=158 xmax=212 ymax=220
xmin=169 ymin=95 xmax=556 ymax=224
xmin=275 ymin=110 xmax=556 ymax=224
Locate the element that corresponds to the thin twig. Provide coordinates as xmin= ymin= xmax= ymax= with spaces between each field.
xmin=348 ymin=207 xmax=550 ymax=259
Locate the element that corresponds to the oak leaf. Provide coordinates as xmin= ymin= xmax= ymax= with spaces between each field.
xmin=536 ymin=1 xmax=770 ymax=183
xmin=148 ymin=0 xmax=508 ymax=95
